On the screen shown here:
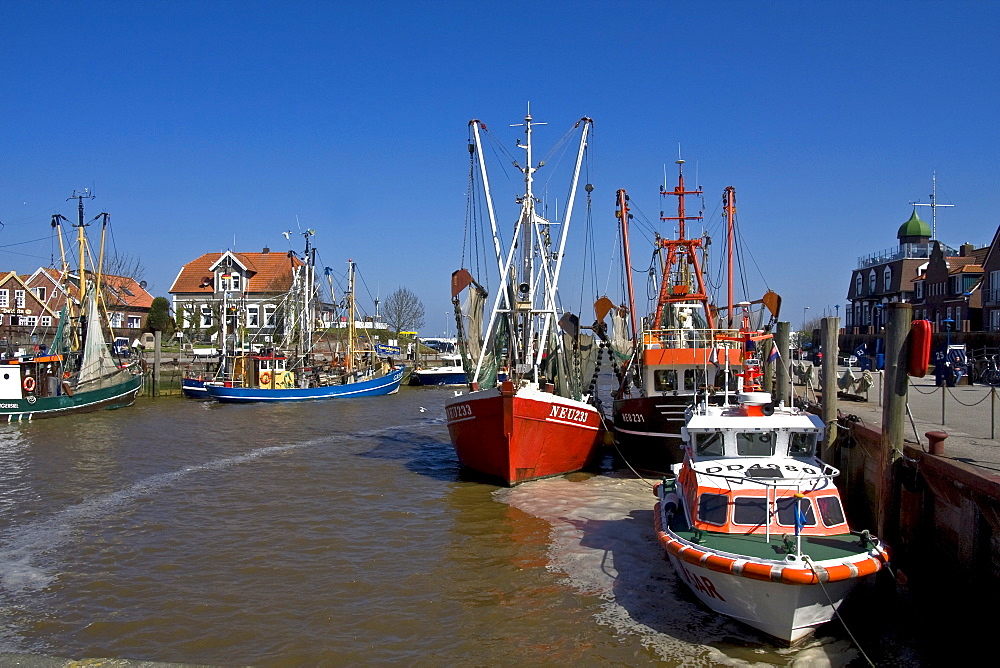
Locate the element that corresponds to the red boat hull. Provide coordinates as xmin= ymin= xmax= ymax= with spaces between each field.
xmin=445 ymin=383 xmax=604 ymax=485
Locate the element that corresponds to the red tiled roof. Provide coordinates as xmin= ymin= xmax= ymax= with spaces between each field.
xmin=102 ymin=274 xmax=154 ymax=309
xmin=169 ymin=251 xmax=304 ymax=295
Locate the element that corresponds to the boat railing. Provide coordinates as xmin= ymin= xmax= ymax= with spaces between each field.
xmin=643 ymin=327 xmax=741 ymax=350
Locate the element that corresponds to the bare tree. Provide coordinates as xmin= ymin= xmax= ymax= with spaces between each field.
xmin=383 ymin=287 xmax=425 ymax=334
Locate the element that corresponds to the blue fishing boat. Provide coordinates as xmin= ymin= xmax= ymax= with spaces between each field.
xmin=204 ymin=254 xmax=404 ymax=404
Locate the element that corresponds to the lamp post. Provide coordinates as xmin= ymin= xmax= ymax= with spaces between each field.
xmin=943 ymin=318 xmax=954 ymax=348
xmin=444 ymin=311 xmax=449 ymax=339
xmin=802 ymin=306 xmax=810 ymax=332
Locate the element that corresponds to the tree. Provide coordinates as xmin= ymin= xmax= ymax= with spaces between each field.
xmin=383 ymin=287 xmax=425 ymax=334
xmin=146 ymin=296 xmax=175 ymax=337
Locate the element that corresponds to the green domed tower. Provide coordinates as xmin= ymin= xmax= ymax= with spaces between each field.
xmin=897 ymin=209 xmax=932 ymax=244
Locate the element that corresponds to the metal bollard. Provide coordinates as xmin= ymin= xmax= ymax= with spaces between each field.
xmin=925 ymin=430 xmax=948 ymax=455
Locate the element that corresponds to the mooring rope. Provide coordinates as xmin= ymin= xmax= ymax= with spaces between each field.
xmin=801 ymin=554 xmax=875 ymax=667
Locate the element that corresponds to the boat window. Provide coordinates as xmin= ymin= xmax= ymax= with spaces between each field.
xmin=697 ymin=493 xmax=728 ymax=526
xmin=732 ymin=497 xmax=768 ymax=526
xmin=736 ymin=431 xmax=776 ymax=456
xmin=683 ymin=369 xmax=706 ymax=391
xmin=775 ymin=496 xmax=817 ymax=527
xmin=816 ymin=496 xmax=846 ymax=527
xmin=654 ymin=369 xmax=677 ymax=392
xmin=694 ymin=431 xmax=725 ymax=457
xmin=789 ymin=432 xmax=817 ymax=457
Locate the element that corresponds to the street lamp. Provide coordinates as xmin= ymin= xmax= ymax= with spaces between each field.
xmin=802 ymin=306 xmax=810 ymax=332
xmin=444 ymin=311 xmax=449 ymax=339
xmin=943 ymin=318 xmax=954 ymax=348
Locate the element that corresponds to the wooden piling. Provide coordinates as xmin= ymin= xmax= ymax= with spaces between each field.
xmin=879 ymin=302 xmax=911 ymax=538
xmin=821 ymin=317 xmax=838 ymax=460
xmin=775 ymin=322 xmax=790 ymax=407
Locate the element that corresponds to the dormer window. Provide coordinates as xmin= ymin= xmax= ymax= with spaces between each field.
xmin=220 ymin=271 xmax=241 ymax=292
xmin=868 ymin=270 xmax=877 ymax=293
xmin=883 ymin=266 xmax=892 ymax=291
xmin=855 ymin=274 xmax=863 ymax=296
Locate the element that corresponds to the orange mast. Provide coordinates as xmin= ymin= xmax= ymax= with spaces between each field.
xmin=652 ymin=160 xmax=710 ymax=331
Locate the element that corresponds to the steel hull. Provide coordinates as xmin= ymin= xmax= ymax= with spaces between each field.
xmin=612 ymin=394 xmax=689 ymax=473
xmin=445 ymin=385 xmax=603 ymax=485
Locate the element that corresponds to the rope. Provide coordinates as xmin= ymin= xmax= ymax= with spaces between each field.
xmin=801 ymin=555 xmax=875 ymax=667
xmin=945 ymin=384 xmax=993 ymax=407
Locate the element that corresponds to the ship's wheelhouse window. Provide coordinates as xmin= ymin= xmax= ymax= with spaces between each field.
xmin=732 ymin=497 xmax=768 ymax=526
xmin=694 ymin=431 xmax=724 ymax=457
xmin=789 ymin=432 xmax=817 ymax=457
xmin=816 ymin=496 xmax=846 ymax=527
xmin=775 ymin=496 xmax=817 ymax=527
xmin=653 ymin=369 xmax=677 ymax=392
xmin=697 ymin=493 xmax=728 ymax=525
xmin=736 ymin=431 xmax=776 ymax=456
xmin=683 ymin=368 xmax=706 ymax=391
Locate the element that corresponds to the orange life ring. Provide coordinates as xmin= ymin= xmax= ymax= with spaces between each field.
xmin=260 ymin=371 xmax=271 ymax=385
xmin=23 ymin=376 xmax=35 ymax=393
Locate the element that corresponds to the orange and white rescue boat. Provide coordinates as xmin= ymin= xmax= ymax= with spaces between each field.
xmin=654 ymin=360 xmax=889 ymax=643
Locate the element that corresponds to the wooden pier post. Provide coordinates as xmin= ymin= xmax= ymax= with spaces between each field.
xmin=775 ymin=321 xmax=790 ymax=407
xmin=879 ymin=302 xmax=911 ymax=537
xmin=820 ymin=317 xmax=839 ymax=460
xmin=153 ymin=330 xmax=162 ymax=397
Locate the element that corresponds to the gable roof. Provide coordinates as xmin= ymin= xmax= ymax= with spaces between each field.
xmin=170 ymin=251 xmax=304 ymax=295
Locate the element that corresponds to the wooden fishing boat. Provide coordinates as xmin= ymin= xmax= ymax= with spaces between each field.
xmin=446 ymin=109 xmax=604 ymax=485
xmin=654 ymin=322 xmax=889 ymax=643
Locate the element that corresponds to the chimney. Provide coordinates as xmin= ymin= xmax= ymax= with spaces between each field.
xmin=262 ymin=247 xmax=270 ymax=254
xmin=960 ymin=243 xmax=975 ymax=257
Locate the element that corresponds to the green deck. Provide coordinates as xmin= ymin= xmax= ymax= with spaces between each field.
xmin=668 ymin=519 xmax=871 ymax=561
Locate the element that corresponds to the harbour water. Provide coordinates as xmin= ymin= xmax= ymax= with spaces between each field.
xmin=0 ymin=385 xmax=948 ymax=665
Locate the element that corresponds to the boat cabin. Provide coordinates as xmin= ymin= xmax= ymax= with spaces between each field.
xmin=678 ymin=407 xmax=850 ymax=536
xmin=0 ymin=353 xmax=69 ymax=401
xmin=234 ymin=351 xmax=296 ymax=389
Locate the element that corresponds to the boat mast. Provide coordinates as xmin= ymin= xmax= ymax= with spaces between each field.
xmin=653 ymin=160 xmax=709 ymax=330
xmin=616 ymin=188 xmax=639 ymax=351
xmin=346 ymin=259 xmax=355 ymax=373
xmin=69 ymin=189 xmax=94 ymax=306
xmin=723 ymin=186 xmax=735 ymax=329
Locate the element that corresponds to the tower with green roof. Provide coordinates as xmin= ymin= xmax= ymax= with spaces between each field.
xmin=897 ymin=209 xmax=932 ymax=245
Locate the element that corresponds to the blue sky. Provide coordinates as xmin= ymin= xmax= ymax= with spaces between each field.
xmin=2 ymin=1 xmax=997 ymax=337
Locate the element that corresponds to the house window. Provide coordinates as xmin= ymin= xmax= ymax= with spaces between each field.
xmin=201 ymin=305 xmax=213 ymax=327
xmin=41 ymin=316 xmax=52 ymax=327
xmin=247 ymin=305 xmax=260 ymax=328
xmin=883 ymin=266 xmax=892 ymax=291
xmin=855 ymin=274 xmax=863 ymax=296
xmin=220 ymin=272 xmax=241 ymax=292
xmin=19 ymin=316 xmax=37 ymax=327
xmin=915 ymin=281 xmax=924 ymax=300
xmin=33 ymin=286 xmax=46 ymax=301
xmin=992 ymin=310 xmax=1000 ymax=331
xmin=128 ymin=316 xmax=141 ymax=328
xmin=991 ymin=270 xmax=1000 ymax=303
xmin=264 ymin=305 xmax=276 ymax=327
xmin=14 ymin=290 xmax=25 ymax=308
xmin=110 ymin=312 xmax=124 ymax=328
xmin=0 ymin=290 xmax=7 ymax=308
xmin=868 ymin=270 xmax=877 ymax=293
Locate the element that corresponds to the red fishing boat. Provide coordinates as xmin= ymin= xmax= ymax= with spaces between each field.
xmin=446 ymin=108 xmax=603 ymax=485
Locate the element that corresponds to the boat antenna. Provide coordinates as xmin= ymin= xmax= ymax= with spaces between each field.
xmin=910 ymin=171 xmax=954 ymax=241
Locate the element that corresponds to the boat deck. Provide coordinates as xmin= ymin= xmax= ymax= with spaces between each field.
xmin=667 ymin=517 xmax=871 ymax=562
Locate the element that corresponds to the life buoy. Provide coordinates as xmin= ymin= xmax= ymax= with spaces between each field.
xmin=909 ymin=319 xmax=932 ymax=377
xmin=23 ymin=376 xmax=35 ymax=393
xmin=260 ymin=371 xmax=271 ymax=385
